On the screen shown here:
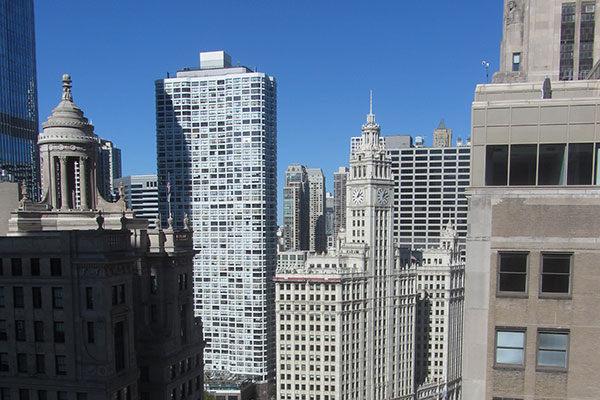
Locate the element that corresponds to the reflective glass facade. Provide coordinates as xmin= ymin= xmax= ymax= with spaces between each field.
xmin=0 ymin=0 xmax=39 ymax=198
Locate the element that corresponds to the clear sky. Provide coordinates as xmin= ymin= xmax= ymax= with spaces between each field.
xmin=34 ymin=0 xmax=504 ymax=223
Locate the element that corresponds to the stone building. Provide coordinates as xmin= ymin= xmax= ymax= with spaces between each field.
xmin=275 ymin=106 xmax=417 ymax=400
xmin=0 ymin=75 xmax=205 ymax=400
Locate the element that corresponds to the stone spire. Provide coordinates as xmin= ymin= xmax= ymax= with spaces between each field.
xmin=360 ymin=90 xmax=381 ymax=151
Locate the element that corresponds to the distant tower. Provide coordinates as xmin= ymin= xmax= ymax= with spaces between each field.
xmin=97 ymin=139 xmax=122 ymax=201
xmin=38 ymin=74 xmax=100 ymax=210
xmin=307 ymin=168 xmax=326 ymax=253
xmin=282 ymin=164 xmax=308 ymax=250
xmin=333 ymin=166 xmax=348 ymax=241
xmin=433 ymin=119 xmax=452 ymax=147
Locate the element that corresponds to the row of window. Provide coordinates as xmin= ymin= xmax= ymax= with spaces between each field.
xmin=0 ymin=353 xmax=67 ymax=375
xmin=495 ymin=329 xmax=569 ymax=369
xmin=0 ymin=258 xmax=62 ymax=277
xmin=0 ymin=287 xmax=64 ymax=309
xmin=498 ymin=253 xmax=571 ymax=295
xmin=0 ymin=320 xmax=68 ymax=343
xmin=0 ymin=389 xmax=87 ymax=400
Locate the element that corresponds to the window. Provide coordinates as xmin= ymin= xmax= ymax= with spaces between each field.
xmin=114 ymin=321 xmax=125 ymax=371
xmin=32 ymin=287 xmax=42 ymax=308
xmin=498 ymin=253 xmax=528 ymax=293
xmin=17 ymin=353 xmax=27 ymax=373
xmin=18 ymin=390 xmax=28 ymax=400
xmin=0 ymin=321 xmax=6 ymax=340
xmin=0 ymin=353 xmax=8 ymax=371
xmin=86 ymin=287 xmax=94 ymax=310
xmin=512 ymin=52 xmax=521 ymax=71
xmin=11 ymin=259 xmax=22 ymax=276
xmin=15 ymin=320 xmax=25 ymax=341
xmin=30 ymin=258 xmax=40 ymax=276
xmin=54 ymin=322 xmax=65 ymax=343
xmin=541 ymin=254 xmax=571 ymax=294
xmin=52 ymin=287 xmax=64 ymax=309
xmin=56 ymin=393 xmax=67 ymax=400
xmin=13 ymin=287 xmax=24 ymax=308
xmin=495 ymin=329 xmax=525 ymax=366
xmin=87 ymin=322 xmax=95 ymax=344
xmin=50 ymin=258 xmax=62 ymax=276
xmin=55 ymin=356 xmax=67 ymax=375
xmin=0 ymin=287 xmax=4 ymax=307
xmin=34 ymin=321 xmax=44 ymax=342
xmin=37 ymin=391 xmax=46 ymax=400
xmin=36 ymin=354 xmax=45 ymax=374
xmin=112 ymin=284 xmax=125 ymax=305
xmin=537 ymin=331 xmax=569 ymax=368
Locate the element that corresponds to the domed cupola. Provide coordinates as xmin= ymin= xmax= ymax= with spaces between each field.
xmin=38 ymin=74 xmax=100 ymax=210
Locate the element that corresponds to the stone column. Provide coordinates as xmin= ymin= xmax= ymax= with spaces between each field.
xmin=50 ymin=156 xmax=58 ymax=209
xmin=59 ymin=156 xmax=69 ymax=210
xmin=80 ymin=156 xmax=88 ymax=209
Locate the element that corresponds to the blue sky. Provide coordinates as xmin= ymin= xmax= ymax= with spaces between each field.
xmin=34 ymin=1 xmax=503 ymax=222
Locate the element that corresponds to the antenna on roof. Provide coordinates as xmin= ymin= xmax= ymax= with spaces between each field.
xmin=370 ymin=90 xmax=373 ymax=114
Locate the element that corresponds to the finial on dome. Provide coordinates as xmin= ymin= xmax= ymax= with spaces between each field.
xmin=370 ymin=90 xmax=373 ymax=114
xmin=366 ymin=90 xmax=376 ymax=125
xmin=62 ymin=74 xmax=73 ymax=102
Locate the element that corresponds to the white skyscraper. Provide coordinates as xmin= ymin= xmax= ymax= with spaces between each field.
xmin=156 ymin=51 xmax=277 ymax=379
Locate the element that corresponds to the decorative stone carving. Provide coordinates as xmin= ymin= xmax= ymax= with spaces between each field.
xmin=506 ymin=0 xmax=522 ymax=26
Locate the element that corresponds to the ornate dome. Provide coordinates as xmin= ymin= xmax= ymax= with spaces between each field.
xmin=38 ymin=74 xmax=97 ymax=146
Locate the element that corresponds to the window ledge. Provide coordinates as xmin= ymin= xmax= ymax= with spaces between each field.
xmin=538 ymin=294 xmax=572 ymax=300
xmin=535 ymin=367 xmax=568 ymax=374
xmin=496 ymin=292 xmax=528 ymax=299
xmin=493 ymin=364 xmax=525 ymax=371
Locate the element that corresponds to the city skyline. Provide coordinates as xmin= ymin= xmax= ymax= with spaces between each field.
xmin=33 ymin=1 xmax=504 ymax=219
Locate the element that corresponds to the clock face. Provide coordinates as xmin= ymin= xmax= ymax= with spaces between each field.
xmin=377 ymin=188 xmax=389 ymax=205
xmin=352 ymin=189 xmax=364 ymax=205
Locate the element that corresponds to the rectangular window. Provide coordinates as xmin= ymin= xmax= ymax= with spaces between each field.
xmin=537 ymin=331 xmax=569 ymax=368
xmin=495 ymin=329 xmax=525 ymax=366
xmin=54 ymin=322 xmax=65 ymax=343
xmin=15 ymin=320 xmax=25 ymax=341
xmin=11 ymin=259 xmax=22 ymax=276
xmin=32 ymin=287 xmax=42 ymax=308
xmin=498 ymin=253 xmax=528 ymax=293
xmin=0 ymin=353 xmax=8 ymax=371
xmin=30 ymin=258 xmax=40 ymax=276
xmin=0 ymin=287 xmax=4 ymax=307
xmin=512 ymin=52 xmax=521 ymax=72
xmin=86 ymin=287 xmax=94 ymax=310
xmin=485 ymin=145 xmax=508 ymax=185
xmin=18 ymin=390 xmax=28 ymax=400
xmin=36 ymin=354 xmax=45 ymax=374
xmin=55 ymin=356 xmax=67 ymax=375
xmin=114 ymin=321 xmax=125 ymax=371
xmin=510 ymin=144 xmax=537 ymax=185
xmin=538 ymin=144 xmax=566 ymax=185
xmin=37 ymin=391 xmax=47 ymax=400
xmin=87 ymin=322 xmax=95 ymax=344
xmin=34 ymin=321 xmax=44 ymax=342
xmin=50 ymin=259 xmax=62 ymax=276
xmin=13 ymin=287 xmax=24 ymax=308
xmin=567 ymin=143 xmax=593 ymax=185
xmin=56 ymin=393 xmax=67 ymax=400
xmin=52 ymin=288 xmax=64 ymax=309
xmin=541 ymin=254 xmax=571 ymax=294
xmin=0 ymin=321 xmax=6 ymax=340
xmin=17 ymin=353 xmax=27 ymax=373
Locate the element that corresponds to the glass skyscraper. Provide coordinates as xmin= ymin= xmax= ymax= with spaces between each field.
xmin=0 ymin=0 xmax=40 ymax=198
xmin=156 ymin=51 xmax=277 ymax=379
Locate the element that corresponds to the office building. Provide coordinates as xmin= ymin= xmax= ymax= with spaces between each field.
xmin=332 ymin=166 xmax=348 ymax=242
xmin=156 ymin=51 xmax=277 ymax=379
xmin=307 ymin=168 xmax=326 ymax=253
xmin=0 ymin=0 xmax=40 ymax=199
xmin=433 ymin=120 xmax=452 ymax=148
xmin=114 ymin=175 xmax=159 ymax=229
xmin=97 ymin=139 xmax=122 ymax=201
xmin=276 ymin=107 xmax=417 ymax=400
xmin=282 ymin=164 xmax=308 ymax=251
xmin=463 ymin=2 xmax=600 ymax=398
xmin=414 ymin=223 xmax=464 ymax=400
xmin=0 ymin=75 xmax=204 ymax=400
xmin=495 ymin=0 xmax=600 ymax=83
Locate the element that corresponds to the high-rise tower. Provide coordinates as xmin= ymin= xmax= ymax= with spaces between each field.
xmin=0 ymin=0 xmax=40 ymax=198
xmin=156 ymin=51 xmax=276 ymax=379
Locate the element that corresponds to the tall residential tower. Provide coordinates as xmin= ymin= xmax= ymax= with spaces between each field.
xmin=156 ymin=51 xmax=277 ymax=379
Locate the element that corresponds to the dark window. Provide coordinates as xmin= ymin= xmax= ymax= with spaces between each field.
xmin=509 ymin=145 xmax=537 ymax=185
xmin=485 ymin=145 xmax=508 ymax=185
xmin=496 ymin=330 xmax=525 ymax=366
xmin=114 ymin=321 xmax=125 ymax=371
xmin=512 ymin=52 xmax=521 ymax=71
xmin=17 ymin=353 xmax=27 ymax=373
xmin=55 ymin=356 xmax=66 ymax=375
xmin=13 ymin=287 xmax=24 ymax=308
xmin=36 ymin=354 xmax=45 ymax=374
xmin=15 ymin=320 xmax=25 ymax=341
xmin=37 ymin=391 xmax=47 ymax=400
xmin=0 ymin=287 xmax=4 ymax=307
xmin=19 ymin=390 xmax=29 ymax=400
xmin=76 ymin=394 xmax=87 ymax=400
xmin=54 ymin=322 xmax=65 ymax=343
xmin=537 ymin=331 xmax=569 ymax=368
xmin=87 ymin=322 xmax=95 ymax=344
xmin=541 ymin=254 xmax=571 ymax=294
xmin=30 ymin=258 xmax=40 ymax=276
xmin=498 ymin=253 xmax=528 ymax=293
xmin=0 ymin=321 xmax=6 ymax=340
xmin=34 ymin=321 xmax=44 ymax=342
xmin=150 ymin=275 xmax=158 ymax=294
xmin=567 ymin=143 xmax=593 ymax=185
xmin=11 ymin=259 xmax=22 ymax=276
xmin=0 ymin=353 xmax=8 ymax=371
xmin=52 ymin=288 xmax=63 ymax=309
xmin=32 ymin=287 xmax=42 ymax=308
xmin=85 ymin=287 xmax=94 ymax=310
xmin=50 ymin=259 xmax=62 ymax=276
xmin=538 ymin=144 xmax=566 ymax=185
xmin=57 ymin=392 xmax=67 ymax=400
